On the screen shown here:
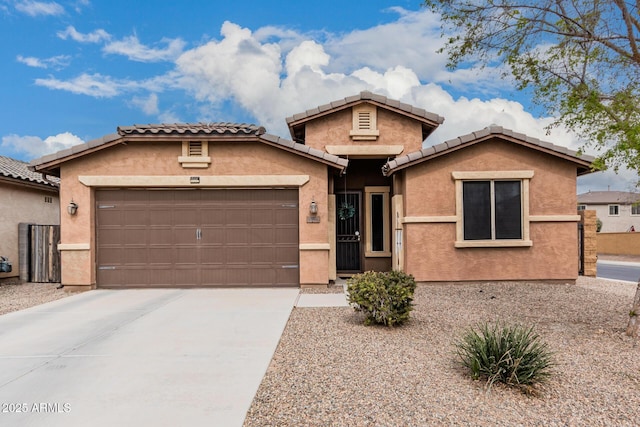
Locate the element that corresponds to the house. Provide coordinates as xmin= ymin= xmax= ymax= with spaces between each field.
xmin=577 ymin=191 xmax=640 ymax=232
xmin=30 ymin=92 xmax=593 ymax=291
xmin=0 ymin=156 xmax=60 ymax=280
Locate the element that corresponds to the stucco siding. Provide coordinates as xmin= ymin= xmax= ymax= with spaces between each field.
xmin=402 ymin=139 xmax=580 ymax=281
xmin=304 ymin=107 xmax=424 ymax=153
xmin=0 ymin=182 xmax=59 ymax=279
xmin=582 ymin=204 xmax=638 ymax=232
xmin=58 ymin=140 xmax=331 ymax=288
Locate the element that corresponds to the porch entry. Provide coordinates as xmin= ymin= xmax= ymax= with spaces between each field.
xmin=336 ymin=191 xmax=361 ymax=272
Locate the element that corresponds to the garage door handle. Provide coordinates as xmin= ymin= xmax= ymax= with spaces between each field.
xmin=196 ymin=229 xmax=202 ymax=240
xmin=282 ymin=265 xmax=299 ymax=269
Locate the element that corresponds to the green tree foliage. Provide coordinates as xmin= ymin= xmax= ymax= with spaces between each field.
xmin=423 ymin=0 xmax=640 ymax=176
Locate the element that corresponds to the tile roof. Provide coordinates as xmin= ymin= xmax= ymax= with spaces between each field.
xmin=286 ymin=91 xmax=445 ymax=125
xmin=0 ymin=155 xmax=59 ymax=187
xmin=382 ymin=125 xmax=595 ymax=176
xmin=30 ymin=122 xmax=347 ymax=173
xmin=118 ymin=122 xmax=266 ymax=136
xmin=577 ymin=191 xmax=640 ymax=205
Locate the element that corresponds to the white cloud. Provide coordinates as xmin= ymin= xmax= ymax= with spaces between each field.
xmin=103 ymin=35 xmax=185 ymax=62
xmin=35 ymin=73 xmax=123 ymax=97
xmin=2 ymin=132 xmax=83 ymax=158
xmin=130 ymin=93 xmax=159 ymax=115
xmin=17 ymin=54 xmax=70 ymax=69
xmin=26 ymin=9 xmax=637 ymax=191
xmin=176 ymin=21 xmax=283 ymax=114
xmin=14 ymin=0 xmax=63 ymax=16
xmin=57 ymin=25 xmax=110 ymax=43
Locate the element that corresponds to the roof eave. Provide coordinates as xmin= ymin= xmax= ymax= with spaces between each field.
xmin=383 ymin=133 xmax=595 ymax=177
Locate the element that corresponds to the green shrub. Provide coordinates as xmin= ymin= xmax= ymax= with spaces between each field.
xmin=454 ymin=322 xmax=555 ymax=393
xmin=346 ymin=270 xmax=416 ymax=326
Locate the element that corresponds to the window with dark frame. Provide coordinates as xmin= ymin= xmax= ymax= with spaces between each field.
xmin=462 ymin=180 xmax=522 ymax=241
xmin=370 ymin=193 xmax=385 ymax=251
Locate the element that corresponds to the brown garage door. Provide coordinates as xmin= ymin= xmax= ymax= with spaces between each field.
xmin=96 ymin=189 xmax=299 ymax=288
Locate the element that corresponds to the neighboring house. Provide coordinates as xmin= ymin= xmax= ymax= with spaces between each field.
xmin=0 ymin=155 xmax=60 ymax=280
xmin=30 ymin=92 xmax=593 ymax=291
xmin=577 ymin=191 xmax=640 ymax=232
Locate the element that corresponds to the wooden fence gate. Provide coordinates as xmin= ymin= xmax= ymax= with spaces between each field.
xmin=18 ymin=223 xmax=61 ymax=283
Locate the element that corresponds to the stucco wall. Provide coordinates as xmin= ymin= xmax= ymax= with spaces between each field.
xmin=401 ymin=139 xmax=581 ymax=281
xmin=597 ymin=232 xmax=640 ymax=255
xmin=581 ymin=204 xmax=638 ymax=232
xmin=0 ymin=181 xmax=59 ymax=279
xmin=303 ymin=107 xmax=425 ymax=154
xmin=58 ymin=139 xmax=331 ymax=288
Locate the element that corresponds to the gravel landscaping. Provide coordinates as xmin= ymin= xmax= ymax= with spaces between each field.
xmin=0 ymin=280 xmax=69 ymax=316
xmin=245 ymin=277 xmax=640 ymax=426
xmin=3 ymin=276 xmax=639 ymax=425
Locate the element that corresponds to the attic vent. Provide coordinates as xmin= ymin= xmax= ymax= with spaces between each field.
xmin=188 ymin=141 xmax=203 ymax=156
xmin=179 ymin=141 xmax=211 ymax=169
xmin=350 ymin=104 xmax=379 ymax=141
xmin=358 ymin=111 xmax=372 ymax=130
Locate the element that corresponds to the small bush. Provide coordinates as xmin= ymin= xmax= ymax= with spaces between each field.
xmin=346 ymin=270 xmax=416 ymax=327
xmin=454 ymin=322 xmax=554 ymax=393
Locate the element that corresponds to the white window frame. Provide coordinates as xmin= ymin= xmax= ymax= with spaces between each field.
xmin=453 ymin=171 xmax=533 ymax=248
xmin=577 ymin=204 xmax=586 ymax=211
xmin=350 ymin=104 xmax=380 ymax=141
xmin=631 ymin=204 xmax=640 ymax=216
xmin=179 ymin=141 xmax=211 ymax=168
xmin=608 ymin=204 xmax=620 ymax=216
xmin=364 ymin=186 xmax=391 ymax=257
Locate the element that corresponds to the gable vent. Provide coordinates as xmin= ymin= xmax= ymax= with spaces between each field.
xmin=357 ymin=111 xmax=372 ymax=130
xmin=350 ymin=104 xmax=380 ymax=140
xmin=188 ymin=141 xmax=203 ymax=156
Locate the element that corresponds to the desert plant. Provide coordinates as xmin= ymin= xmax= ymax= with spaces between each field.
xmin=454 ymin=322 xmax=554 ymax=393
xmin=346 ymin=270 xmax=416 ymax=326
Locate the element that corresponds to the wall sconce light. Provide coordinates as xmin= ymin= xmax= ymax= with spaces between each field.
xmin=309 ymin=199 xmax=318 ymax=216
xmin=67 ymin=200 xmax=78 ymax=216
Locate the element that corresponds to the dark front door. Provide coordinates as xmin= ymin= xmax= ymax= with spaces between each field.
xmin=336 ymin=192 xmax=361 ymax=272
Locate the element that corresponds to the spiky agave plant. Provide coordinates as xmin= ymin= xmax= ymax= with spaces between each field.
xmin=455 ymin=322 xmax=555 ymax=394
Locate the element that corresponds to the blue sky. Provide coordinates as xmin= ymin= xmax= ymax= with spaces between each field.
xmin=0 ymin=0 xmax=633 ymax=192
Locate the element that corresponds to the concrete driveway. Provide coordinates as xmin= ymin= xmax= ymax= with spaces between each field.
xmin=0 ymin=288 xmax=299 ymax=427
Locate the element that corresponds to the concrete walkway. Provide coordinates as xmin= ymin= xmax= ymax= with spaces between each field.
xmin=0 ymin=288 xmax=299 ymax=427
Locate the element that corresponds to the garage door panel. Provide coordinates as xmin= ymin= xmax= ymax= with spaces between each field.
xmin=225 ymin=209 xmax=251 ymax=226
xmin=96 ymin=189 xmax=299 ymax=288
xmin=98 ymin=228 xmax=123 ymax=245
xmin=251 ymin=228 xmax=274 ymax=243
xmin=173 ymin=228 xmax=197 ymax=245
xmin=146 ymin=268 xmax=175 ymax=286
xmin=122 ymin=209 xmax=148 ymax=226
xmin=225 ymin=228 xmax=250 ymax=244
xmin=97 ymin=210 xmax=122 ymax=226
xmin=275 ymin=227 xmax=298 ymax=244
xmin=174 ymin=246 xmax=198 ymax=264
xmin=276 ymin=247 xmax=299 ymax=263
xmin=277 ymin=268 xmax=298 ymax=286
xmin=275 ymin=208 xmax=298 ymax=224
xmin=200 ymin=246 xmax=225 ymax=264
xmin=174 ymin=208 xmax=199 ymax=225
xmin=148 ymin=209 xmax=173 ymax=226
xmin=148 ymin=227 xmax=173 ymax=244
xmin=123 ymin=248 xmax=148 ymax=264
xmin=250 ymin=209 xmax=275 ymax=225
xmin=122 ymin=228 xmax=148 ymax=245
xmin=200 ymin=227 xmax=225 ymax=243
xmin=148 ymin=247 xmax=173 ymax=264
